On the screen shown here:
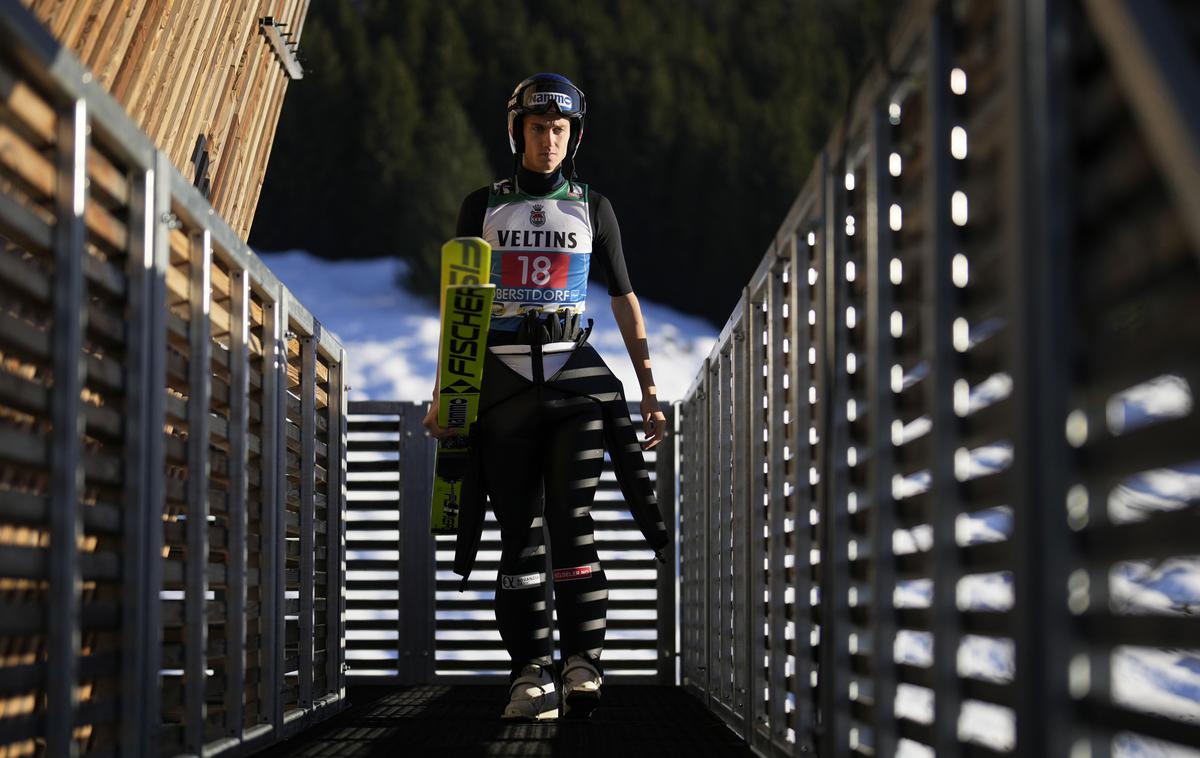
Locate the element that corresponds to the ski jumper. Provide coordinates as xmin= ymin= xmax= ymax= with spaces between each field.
xmin=452 ymin=166 xmax=669 ymax=678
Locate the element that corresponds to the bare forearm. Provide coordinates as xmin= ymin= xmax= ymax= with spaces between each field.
xmin=611 ymin=293 xmax=657 ymax=399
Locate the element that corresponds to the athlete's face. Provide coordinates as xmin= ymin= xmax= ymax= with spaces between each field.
xmin=521 ymin=114 xmax=571 ymax=174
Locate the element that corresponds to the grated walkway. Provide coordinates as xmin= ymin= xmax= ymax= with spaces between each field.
xmin=259 ymin=684 xmax=757 ymax=757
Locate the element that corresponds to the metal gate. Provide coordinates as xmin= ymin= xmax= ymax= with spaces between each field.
xmin=345 ymin=400 xmax=678 ymax=685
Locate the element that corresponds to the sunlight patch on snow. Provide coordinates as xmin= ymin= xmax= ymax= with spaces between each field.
xmin=1106 ymin=374 xmax=1192 ymax=436
xmin=1108 ymin=463 xmax=1200 ymax=524
xmin=1110 ymin=557 xmax=1200 ymax=616
xmin=958 ymin=572 xmax=1013 ymax=612
xmin=960 ymin=700 xmax=1015 ymax=751
xmin=895 ymin=683 xmax=933 ymax=724
xmin=1113 ymin=647 xmax=1200 ymax=724
xmin=1115 ymin=732 xmax=1200 ymax=758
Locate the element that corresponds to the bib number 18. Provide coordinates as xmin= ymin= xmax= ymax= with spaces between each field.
xmin=502 ymin=252 xmax=569 ymax=288
xmin=520 ymin=255 xmax=553 ymax=285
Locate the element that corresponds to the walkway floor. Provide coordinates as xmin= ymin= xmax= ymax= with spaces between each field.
xmin=260 ymin=684 xmax=756 ymax=757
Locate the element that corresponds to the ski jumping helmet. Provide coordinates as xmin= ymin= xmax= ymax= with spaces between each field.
xmin=507 ymin=73 xmax=586 ymax=176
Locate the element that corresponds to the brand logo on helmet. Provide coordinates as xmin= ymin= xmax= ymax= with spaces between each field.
xmin=530 ymin=204 xmax=546 ymax=227
xmin=529 ymin=91 xmax=573 ymax=110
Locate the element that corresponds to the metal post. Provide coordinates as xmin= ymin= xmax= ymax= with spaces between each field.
xmin=121 ymin=161 xmax=159 ymax=754
xmin=707 ymin=357 xmax=720 ymax=709
xmin=718 ymin=346 xmax=734 ymax=714
xmin=923 ymin=12 xmax=964 ymax=754
xmin=765 ymin=254 xmax=788 ymax=750
xmin=866 ymin=106 xmax=899 ymax=758
xmin=820 ymin=150 xmax=852 ymax=758
xmin=394 ymin=407 xmax=409 ymax=683
xmin=184 ymin=228 xmax=213 ymax=754
xmin=420 ymin=403 xmax=437 ymax=684
xmin=1010 ymin=1 xmax=1074 ymax=756
xmin=299 ymin=335 xmax=316 ymax=708
xmin=227 ymin=268 xmax=250 ymax=739
xmin=699 ymin=363 xmax=712 ymax=699
xmin=733 ymin=306 xmax=751 ymax=730
xmin=276 ymin=292 xmax=291 ymax=722
xmin=399 ymin=404 xmax=435 ymax=683
xmin=261 ymin=287 xmax=286 ymax=731
xmin=139 ymin=150 xmax=172 ymax=756
xmin=791 ymin=217 xmax=819 ymax=754
xmin=655 ymin=405 xmax=678 ymax=685
xmin=747 ymin=288 xmax=769 ymax=749
xmin=325 ymin=352 xmax=346 ymax=695
xmin=48 ymin=97 xmax=87 ymax=758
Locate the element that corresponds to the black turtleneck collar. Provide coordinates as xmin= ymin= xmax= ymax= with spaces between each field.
xmin=515 ymin=164 xmax=566 ymax=196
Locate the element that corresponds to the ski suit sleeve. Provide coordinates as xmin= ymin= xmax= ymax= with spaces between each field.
xmin=456 ymin=187 xmax=488 ymax=238
xmin=589 ymin=191 xmax=633 ymax=297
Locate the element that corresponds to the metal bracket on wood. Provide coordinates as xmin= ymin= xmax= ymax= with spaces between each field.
xmin=260 ymin=17 xmax=304 ymax=80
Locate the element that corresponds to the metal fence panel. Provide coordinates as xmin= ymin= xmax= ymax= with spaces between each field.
xmin=675 ymin=0 xmax=1200 ymax=755
xmin=345 ymin=400 xmax=676 ymax=686
xmin=0 ymin=5 xmax=348 ymax=753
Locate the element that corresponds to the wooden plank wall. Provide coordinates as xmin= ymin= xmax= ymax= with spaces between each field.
xmin=19 ymin=0 xmax=308 ymax=240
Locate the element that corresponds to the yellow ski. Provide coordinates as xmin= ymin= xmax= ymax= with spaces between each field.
xmin=431 ymin=238 xmax=493 ymax=535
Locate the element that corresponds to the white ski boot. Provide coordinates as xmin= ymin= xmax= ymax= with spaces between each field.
xmin=501 ymin=663 xmax=559 ymax=721
xmin=561 ymin=654 xmax=602 ymax=720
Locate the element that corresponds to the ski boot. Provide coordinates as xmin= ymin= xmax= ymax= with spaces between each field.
xmin=502 ymin=662 xmax=559 ymax=721
xmin=561 ymin=654 xmax=602 ymax=720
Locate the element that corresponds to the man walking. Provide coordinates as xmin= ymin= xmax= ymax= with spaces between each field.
xmin=423 ymin=72 xmax=669 ymax=721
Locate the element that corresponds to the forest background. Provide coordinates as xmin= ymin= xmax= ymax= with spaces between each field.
xmin=250 ymin=0 xmax=895 ymax=326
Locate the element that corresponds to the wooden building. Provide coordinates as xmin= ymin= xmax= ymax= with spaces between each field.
xmin=19 ymin=0 xmax=309 ymax=238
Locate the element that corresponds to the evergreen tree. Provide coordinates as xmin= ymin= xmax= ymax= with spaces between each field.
xmin=251 ymin=0 xmax=896 ymax=324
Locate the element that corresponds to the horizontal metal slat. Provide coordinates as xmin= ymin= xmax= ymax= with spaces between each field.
xmin=1081 ymin=414 xmax=1200 ymax=486
xmin=0 ymin=601 xmax=119 ymax=635
xmin=348 ymin=460 xmax=401 ymax=473
xmin=1075 ymin=504 xmax=1200 ymax=562
xmin=1077 ymin=612 xmax=1200 ymax=648
xmin=895 ymin=608 xmax=1010 ymax=637
xmin=0 ymin=545 xmax=120 ymax=581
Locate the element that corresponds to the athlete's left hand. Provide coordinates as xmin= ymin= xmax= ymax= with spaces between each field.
xmin=640 ymin=397 xmax=667 ymax=450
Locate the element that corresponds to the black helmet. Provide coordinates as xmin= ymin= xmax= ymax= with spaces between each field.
xmin=507 ymin=73 xmax=586 ymax=173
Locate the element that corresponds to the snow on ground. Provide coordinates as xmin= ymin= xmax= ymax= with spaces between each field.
xmin=257 ymin=250 xmax=717 ymax=403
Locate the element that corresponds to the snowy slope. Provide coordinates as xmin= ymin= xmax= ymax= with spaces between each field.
xmin=258 ymin=250 xmax=716 ymax=403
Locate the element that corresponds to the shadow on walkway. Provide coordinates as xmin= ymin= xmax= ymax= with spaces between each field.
xmin=258 ymin=684 xmax=756 ymax=757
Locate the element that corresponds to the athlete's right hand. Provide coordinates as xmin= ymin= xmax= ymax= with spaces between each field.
xmin=422 ymin=399 xmax=458 ymax=439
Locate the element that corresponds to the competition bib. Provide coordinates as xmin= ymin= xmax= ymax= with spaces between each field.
xmin=482 ymin=180 xmax=593 ymax=325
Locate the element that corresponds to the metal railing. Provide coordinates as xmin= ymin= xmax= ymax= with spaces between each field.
xmin=676 ymin=0 xmax=1200 ymax=756
xmin=343 ymin=401 xmax=678 ymax=686
xmin=0 ymin=6 xmax=346 ymax=756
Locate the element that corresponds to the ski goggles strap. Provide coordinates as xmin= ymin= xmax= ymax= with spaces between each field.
xmin=510 ymin=80 xmax=586 ymax=118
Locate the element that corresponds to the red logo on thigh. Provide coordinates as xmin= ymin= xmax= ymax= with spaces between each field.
xmin=553 ymin=565 xmax=593 ymax=582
